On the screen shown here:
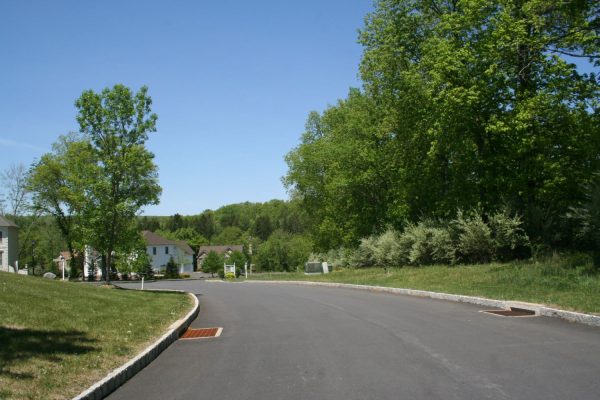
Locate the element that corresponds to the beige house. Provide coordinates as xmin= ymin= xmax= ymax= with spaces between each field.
xmin=197 ymin=245 xmax=243 ymax=267
xmin=0 ymin=216 xmax=19 ymax=272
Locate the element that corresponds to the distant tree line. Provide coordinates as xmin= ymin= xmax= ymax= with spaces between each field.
xmin=136 ymin=199 xmax=312 ymax=272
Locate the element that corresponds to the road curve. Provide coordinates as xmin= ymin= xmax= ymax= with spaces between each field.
xmin=108 ymin=280 xmax=600 ymax=400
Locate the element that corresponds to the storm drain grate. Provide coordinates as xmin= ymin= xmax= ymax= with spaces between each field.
xmin=180 ymin=327 xmax=222 ymax=339
xmin=482 ymin=307 xmax=536 ymax=317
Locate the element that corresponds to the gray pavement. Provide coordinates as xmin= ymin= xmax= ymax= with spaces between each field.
xmin=108 ymin=280 xmax=600 ymax=400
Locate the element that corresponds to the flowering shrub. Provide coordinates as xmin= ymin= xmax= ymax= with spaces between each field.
xmin=225 ymin=272 xmax=236 ymax=280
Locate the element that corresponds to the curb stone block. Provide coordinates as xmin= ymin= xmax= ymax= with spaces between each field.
xmin=72 ymin=290 xmax=199 ymax=400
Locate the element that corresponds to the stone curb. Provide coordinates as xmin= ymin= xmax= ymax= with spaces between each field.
xmin=246 ymin=280 xmax=600 ymax=328
xmin=72 ymin=290 xmax=199 ymax=400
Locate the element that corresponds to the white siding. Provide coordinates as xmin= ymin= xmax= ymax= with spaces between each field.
xmin=147 ymin=245 xmax=193 ymax=274
xmin=0 ymin=226 xmax=18 ymax=269
xmin=0 ymin=227 xmax=6 ymax=267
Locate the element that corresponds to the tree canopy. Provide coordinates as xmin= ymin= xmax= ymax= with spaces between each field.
xmin=285 ymin=0 xmax=600 ymax=250
xmin=28 ymin=85 xmax=161 ymax=282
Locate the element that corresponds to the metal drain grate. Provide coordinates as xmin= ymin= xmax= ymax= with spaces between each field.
xmin=482 ymin=307 xmax=536 ymax=317
xmin=180 ymin=327 xmax=222 ymax=339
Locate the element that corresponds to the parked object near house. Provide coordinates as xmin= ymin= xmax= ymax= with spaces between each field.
xmin=0 ymin=216 xmax=19 ymax=273
xmin=197 ymin=245 xmax=243 ymax=267
xmin=142 ymin=231 xmax=194 ymax=274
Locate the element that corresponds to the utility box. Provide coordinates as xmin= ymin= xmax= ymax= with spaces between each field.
xmin=304 ymin=261 xmax=330 ymax=274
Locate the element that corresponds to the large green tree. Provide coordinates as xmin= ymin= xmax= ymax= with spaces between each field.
xmin=359 ymin=0 xmax=600 ymax=241
xmin=75 ymin=84 xmax=161 ymax=283
xmin=286 ymin=0 xmax=600 ymax=249
xmin=28 ymin=134 xmax=95 ymax=275
xmin=255 ymin=230 xmax=312 ymax=272
xmin=202 ymin=251 xmax=223 ymax=277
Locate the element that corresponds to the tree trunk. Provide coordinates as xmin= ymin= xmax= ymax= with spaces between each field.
xmin=101 ymin=254 xmax=108 ymax=284
xmin=105 ymin=250 xmax=112 ymax=284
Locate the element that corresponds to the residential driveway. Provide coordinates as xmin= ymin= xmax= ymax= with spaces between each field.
xmin=109 ymin=280 xmax=600 ymax=400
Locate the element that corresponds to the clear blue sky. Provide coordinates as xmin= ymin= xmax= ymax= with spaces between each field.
xmin=0 ymin=1 xmax=374 ymax=215
xmin=2 ymin=2 xmax=596 ymax=217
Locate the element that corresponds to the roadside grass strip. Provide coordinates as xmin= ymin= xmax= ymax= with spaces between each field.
xmin=0 ymin=272 xmax=193 ymax=400
xmin=248 ymin=257 xmax=600 ymax=315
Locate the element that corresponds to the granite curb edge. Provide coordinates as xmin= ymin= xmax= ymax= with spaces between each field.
xmin=72 ymin=290 xmax=199 ymax=400
xmin=246 ymin=280 xmax=600 ymax=328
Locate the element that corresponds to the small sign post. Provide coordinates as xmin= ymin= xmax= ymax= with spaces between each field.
xmin=224 ymin=263 xmax=236 ymax=277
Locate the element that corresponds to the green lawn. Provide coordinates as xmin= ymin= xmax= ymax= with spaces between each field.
xmin=249 ymin=255 xmax=600 ymax=314
xmin=0 ymin=272 xmax=192 ymax=400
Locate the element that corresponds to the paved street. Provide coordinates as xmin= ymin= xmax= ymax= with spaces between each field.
xmin=109 ymin=280 xmax=600 ymax=400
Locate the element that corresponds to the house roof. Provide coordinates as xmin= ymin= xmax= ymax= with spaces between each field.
xmin=142 ymin=231 xmax=194 ymax=255
xmin=142 ymin=230 xmax=174 ymax=245
xmin=0 ymin=216 xmax=18 ymax=227
xmin=176 ymin=240 xmax=195 ymax=256
xmin=198 ymin=245 xmax=244 ymax=256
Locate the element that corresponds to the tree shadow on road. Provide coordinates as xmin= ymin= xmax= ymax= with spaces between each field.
xmin=0 ymin=327 xmax=98 ymax=379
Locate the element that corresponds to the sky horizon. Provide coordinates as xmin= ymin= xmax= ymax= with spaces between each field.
xmin=2 ymin=2 xmax=597 ymax=217
xmin=1 ymin=1 xmax=374 ymax=216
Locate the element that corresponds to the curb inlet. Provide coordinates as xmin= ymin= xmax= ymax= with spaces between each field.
xmin=180 ymin=327 xmax=222 ymax=339
xmin=482 ymin=307 xmax=536 ymax=317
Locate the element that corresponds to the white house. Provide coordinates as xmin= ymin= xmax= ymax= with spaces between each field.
xmin=0 ymin=216 xmax=19 ymax=272
xmin=142 ymin=231 xmax=194 ymax=274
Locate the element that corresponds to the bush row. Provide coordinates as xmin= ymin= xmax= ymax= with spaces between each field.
xmin=313 ymin=209 xmax=531 ymax=268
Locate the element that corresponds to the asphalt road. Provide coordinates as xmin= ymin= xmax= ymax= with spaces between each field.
xmin=108 ymin=280 xmax=600 ymax=400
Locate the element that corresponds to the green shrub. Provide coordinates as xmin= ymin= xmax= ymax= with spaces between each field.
xmin=203 ymin=251 xmax=223 ymax=277
xmin=351 ymin=236 xmax=377 ymax=267
xmin=452 ymin=210 xmax=495 ymax=264
xmin=429 ymin=225 xmax=454 ymax=264
xmin=255 ymin=230 xmax=312 ymax=272
xmin=311 ymin=248 xmax=354 ymax=269
xmin=567 ymin=172 xmax=600 ymax=268
xmin=398 ymin=222 xmax=453 ymax=266
xmin=335 ymin=208 xmax=530 ymax=268
xmin=164 ymin=257 xmax=180 ymax=279
xmin=373 ymin=228 xmax=403 ymax=268
xmin=488 ymin=209 xmax=531 ymax=261
xmin=225 ymin=272 xmax=235 ymax=280
xmin=405 ymin=223 xmax=435 ymax=265
xmin=329 ymin=247 xmax=354 ymax=269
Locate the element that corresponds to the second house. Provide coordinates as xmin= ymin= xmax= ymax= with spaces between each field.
xmin=142 ymin=230 xmax=194 ymax=274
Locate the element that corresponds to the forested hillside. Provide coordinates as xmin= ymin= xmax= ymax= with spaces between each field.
xmin=137 ymin=200 xmax=312 ymax=272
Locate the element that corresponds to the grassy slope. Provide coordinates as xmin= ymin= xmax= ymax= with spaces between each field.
xmin=0 ymin=273 xmax=192 ymax=400
xmin=250 ymin=256 xmax=600 ymax=315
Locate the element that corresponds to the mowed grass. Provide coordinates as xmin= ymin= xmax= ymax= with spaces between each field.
xmin=250 ymin=255 xmax=600 ymax=315
xmin=0 ymin=272 xmax=192 ymax=400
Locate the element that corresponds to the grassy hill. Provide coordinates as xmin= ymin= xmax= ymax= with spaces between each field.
xmin=0 ymin=272 xmax=192 ymax=400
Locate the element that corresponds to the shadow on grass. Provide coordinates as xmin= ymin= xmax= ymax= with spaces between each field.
xmin=0 ymin=327 xmax=98 ymax=379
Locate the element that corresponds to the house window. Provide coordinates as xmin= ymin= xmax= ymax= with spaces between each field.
xmin=153 ymin=247 xmax=156 ymax=255
xmin=0 ymin=231 xmax=2 ymax=243
xmin=0 ymin=251 xmax=3 ymax=266
xmin=165 ymin=246 xmax=169 ymax=255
